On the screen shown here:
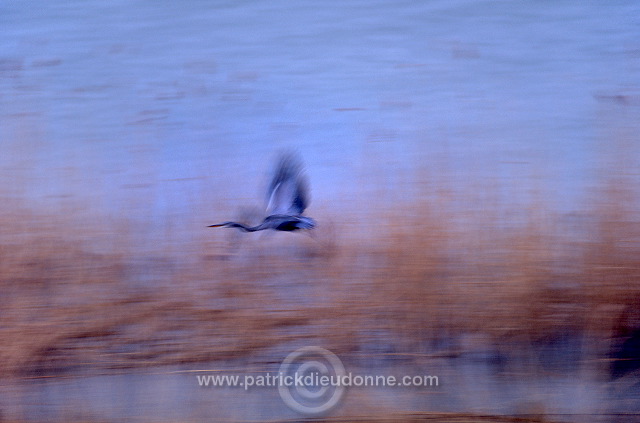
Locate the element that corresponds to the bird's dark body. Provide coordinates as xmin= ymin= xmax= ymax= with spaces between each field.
xmin=208 ymin=153 xmax=316 ymax=233
xmin=267 ymin=215 xmax=304 ymax=231
xmin=265 ymin=214 xmax=316 ymax=231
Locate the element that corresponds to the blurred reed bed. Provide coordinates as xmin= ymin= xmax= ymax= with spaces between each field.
xmin=0 ymin=148 xmax=638 ymax=381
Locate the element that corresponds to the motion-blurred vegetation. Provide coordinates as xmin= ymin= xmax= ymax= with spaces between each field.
xmin=1 ymin=146 xmax=638 ymax=385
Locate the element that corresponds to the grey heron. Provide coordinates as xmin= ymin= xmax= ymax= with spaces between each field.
xmin=208 ymin=153 xmax=316 ymax=232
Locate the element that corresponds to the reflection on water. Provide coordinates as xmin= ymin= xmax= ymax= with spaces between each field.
xmin=0 ymin=353 xmax=637 ymax=422
xmin=1 ymin=0 xmax=640 ymax=421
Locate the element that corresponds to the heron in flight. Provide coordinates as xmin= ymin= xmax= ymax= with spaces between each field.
xmin=208 ymin=153 xmax=316 ymax=232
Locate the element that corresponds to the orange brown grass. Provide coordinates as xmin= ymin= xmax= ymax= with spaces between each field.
xmin=0 ymin=165 xmax=638 ymax=379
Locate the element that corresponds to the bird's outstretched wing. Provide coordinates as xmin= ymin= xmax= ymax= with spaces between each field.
xmin=266 ymin=152 xmax=310 ymax=216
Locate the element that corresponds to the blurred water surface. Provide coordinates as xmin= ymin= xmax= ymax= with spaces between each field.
xmin=2 ymin=1 xmax=639 ymax=225
xmin=1 ymin=0 xmax=640 ymax=422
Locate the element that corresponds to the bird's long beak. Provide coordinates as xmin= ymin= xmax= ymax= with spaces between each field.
xmin=208 ymin=224 xmax=225 ymax=228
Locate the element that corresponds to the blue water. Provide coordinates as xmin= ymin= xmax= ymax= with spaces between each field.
xmin=2 ymin=1 xmax=639 ymax=225
xmin=0 ymin=354 xmax=634 ymax=422
xmin=1 ymin=1 xmax=640 ymax=421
